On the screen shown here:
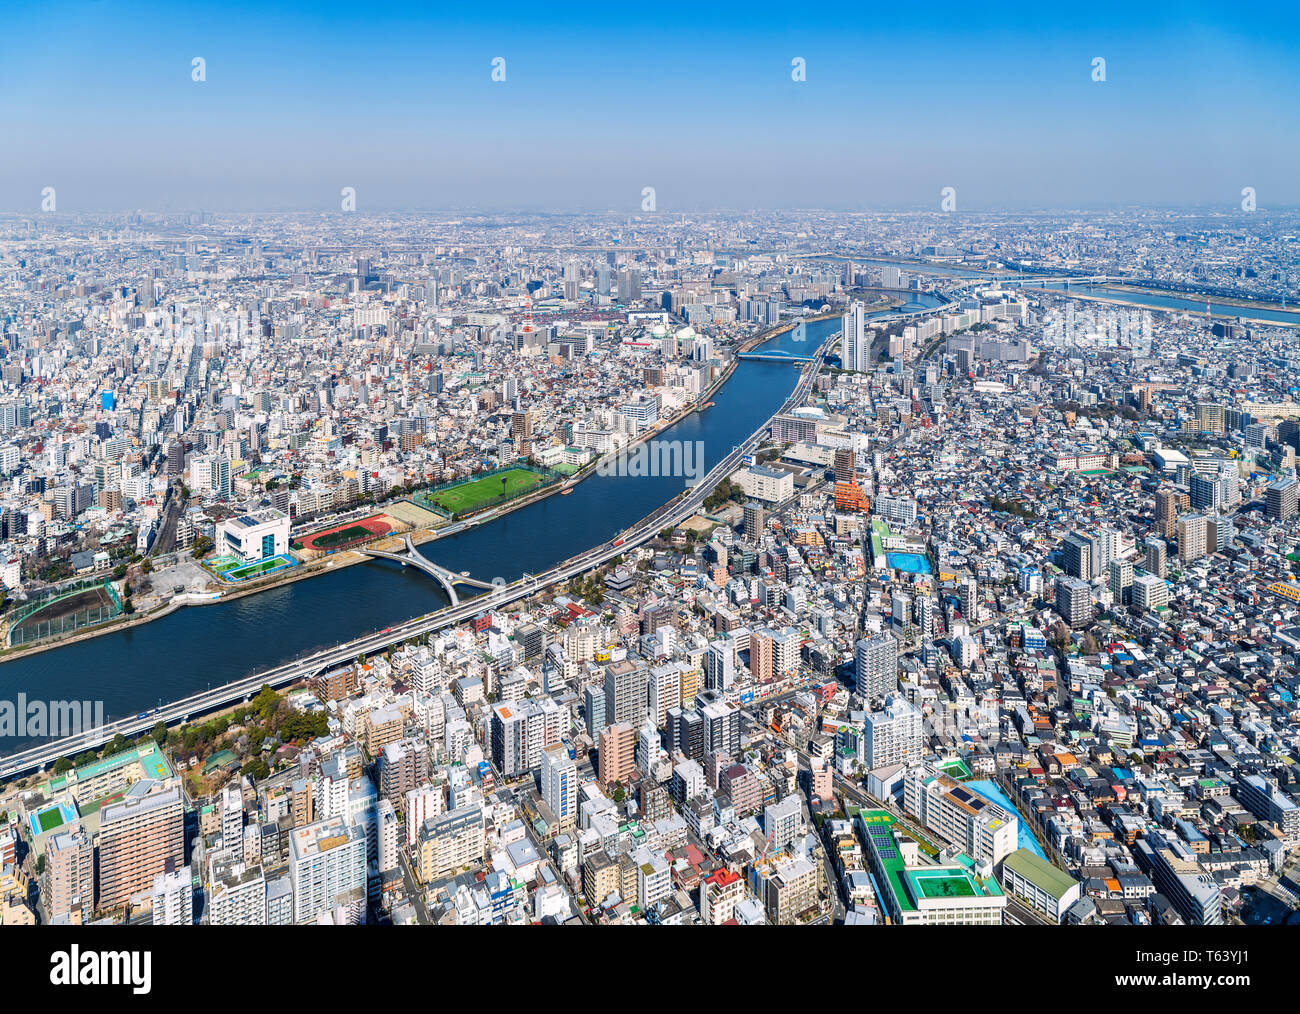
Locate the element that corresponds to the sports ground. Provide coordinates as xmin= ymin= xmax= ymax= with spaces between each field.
xmin=29 ymin=800 xmax=78 ymax=837
xmin=422 ymin=468 xmax=545 ymax=516
xmin=208 ymin=553 xmax=298 ymax=583
xmin=293 ymin=514 xmax=396 ymax=554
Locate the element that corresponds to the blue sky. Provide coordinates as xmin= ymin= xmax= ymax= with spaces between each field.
xmin=1 ymin=0 xmax=1296 ymax=211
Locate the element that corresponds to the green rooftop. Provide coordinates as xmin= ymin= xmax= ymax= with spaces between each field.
xmin=49 ymin=740 xmax=171 ymax=794
xmin=1001 ymin=848 xmax=1078 ymax=900
xmin=937 ymin=758 xmax=972 ymax=780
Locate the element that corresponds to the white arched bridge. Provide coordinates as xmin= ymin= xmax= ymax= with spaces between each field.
xmin=360 ymin=533 xmax=497 ymax=606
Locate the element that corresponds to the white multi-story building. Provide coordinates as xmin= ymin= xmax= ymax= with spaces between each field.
xmin=863 ymin=694 xmax=923 ymax=769
xmin=704 ymin=640 xmax=735 ymax=691
xmin=288 ymin=816 xmax=368 ymax=925
xmin=1133 ymin=573 xmax=1169 ymax=611
xmin=841 ymin=301 xmax=871 ymax=372
xmin=377 ymin=799 xmax=400 ymax=874
xmin=221 ymin=782 xmax=244 ymax=855
xmin=903 ymin=765 xmax=1018 ymax=867
xmin=764 ymin=793 xmax=803 ymax=851
xmin=216 ymin=507 xmax=290 ymax=562
xmin=150 ymin=866 xmax=193 ymax=926
xmin=405 ymin=783 xmax=446 ymax=848
xmin=540 ymin=743 xmax=577 ymax=826
xmin=192 ymin=453 xmax=231 ymax=498
xmin=731 ymin=464 xmax=793 ymax=504
xmin=209 ymin=860 xmax=267 ymax=926
xmin=855 ymin=632 xmax=898 ymax=699
xmin=490 ymin=697 xmax=565 ymax=776
xmin=875 ymin=495 xmax=918 ymax=526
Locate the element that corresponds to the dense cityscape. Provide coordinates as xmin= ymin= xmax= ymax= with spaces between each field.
xmin=0 ymin=207 xmax=1296 ymax=943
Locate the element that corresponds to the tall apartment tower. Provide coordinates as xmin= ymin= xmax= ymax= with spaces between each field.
xmin=1109 ymin=557 xmax=1134 ymax=606
xmin=221 ymin=782 xmax=244 ymax=856
xmin=604 ymin=660 xmax=650 ymax=728
xmin=46 ymin=827 xmax=95 ymax=920
xmin=96 ymin=786 xmax=185 ymax=913
xmin=1055 ymin=577 xmax=1092 ymax=629
xmin=597 ymin=722 xmax=636 ymax=790
xmin=541 ymin=743 xmax=578 ymax=826
xmin=150 ymin=865 xmax=194 ymax=925
xmin=1154 ymin=489 xmax=1179 ymax=538
xmin=1177 ymin=513 xmax=1208 ymax=564
xmin=1266 ymin=476 xmax=1298 ymax=521
xmin=750 ymin=628 xmax=775 ymax=683
xmin=1144 ymin=537 xmax=1168 ymax=578
xmin=841 ymin=301 xmax=871 ymax=373
xmin=854 ymin=633 xmax=899 ymax=699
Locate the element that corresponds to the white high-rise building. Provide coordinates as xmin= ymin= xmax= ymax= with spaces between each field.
xmin=150 ymin=866 xmax=193 ymax=926
xmin=904 ymin=764 xmax=1018 ymax=867
xmin=863 ymin=694 xmax=923 ymax=768
xmin=405 ymin=783 xmax=446 ymax=848
xmin=377 ymin=798 xmax=399 ymax=874
xmin=540 ymin=743 xmax=577 ymax=825
xmin=221 ymin=782 xmax=244 ymax=855
xmin=1133 ymin=573 xmax=1169 ymax=611
xmin=648 ymin=663 xmax=682 ymax=726
xmin=288 ymin=817 xmax=368 ymax=925
xmin=704 ymin=639 xmax=735 ymax=691
xmin=841 ymin=301 xmax=871 ymax=372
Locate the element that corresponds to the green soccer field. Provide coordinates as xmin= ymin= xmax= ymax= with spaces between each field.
xmin=428 ymin=469 xmax=543 ymax=515
xmin=37 ymin=808 xmax=65 ymax=833
xmin=311 ymin=524 xmax=377 ymax=549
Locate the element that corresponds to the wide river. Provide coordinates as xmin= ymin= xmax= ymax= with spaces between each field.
xmin=0 ymin=303 xmax=936 ymax=752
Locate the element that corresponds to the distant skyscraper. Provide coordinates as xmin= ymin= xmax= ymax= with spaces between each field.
xmin=616 ymin=268 xmax=641 ymax=302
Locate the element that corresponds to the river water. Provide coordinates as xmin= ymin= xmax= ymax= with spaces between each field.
xmin=4 ymin=309 xmax=920 ymax=750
